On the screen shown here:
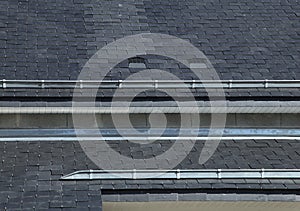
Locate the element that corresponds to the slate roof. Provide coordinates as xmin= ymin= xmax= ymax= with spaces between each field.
xmin=1 ymin=0 xmax=300 ymax=209
xmin=0 ymin=0 xmax=299 ymax=99
xmin=1 ymin=139 xmax=300 ymax=209
xmin=0 ymin=141 xmax=102 ymax=211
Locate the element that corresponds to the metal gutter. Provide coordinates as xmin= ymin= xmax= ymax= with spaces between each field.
xmin=2 ymin=128 xmax=300 ymax=141
xmin=2 ymin=79 xmax=300 ymax=89
xmin=1 ymin=101 xmax=300 ymax=114
xmin=1 ymin=128 xmax=300 ymax=138
xmin=61 ymin=169 xmax=300 ymax=180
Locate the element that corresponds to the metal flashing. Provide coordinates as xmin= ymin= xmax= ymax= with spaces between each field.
xmin=1 ymin=106 xmax=300 ymax=114
xmin=1 ymin=128 xmax=300 ymax=142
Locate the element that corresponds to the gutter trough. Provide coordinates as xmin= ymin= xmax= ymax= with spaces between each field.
xmin=2 ymin=79 xmax=300 ymax=89
xmin=61 ymin=169 xmax=300 ymax=180
xmin=1 ymin=128 xmax=300 ymax=141
xmin=1 ymin=128 xmax=300 ymax=137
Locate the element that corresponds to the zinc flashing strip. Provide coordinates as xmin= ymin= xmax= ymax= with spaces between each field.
xmin=61 ymin=169 xmax=300 ymax=180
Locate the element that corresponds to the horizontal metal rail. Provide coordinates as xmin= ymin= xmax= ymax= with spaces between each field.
xmin=61 ymin=169 xmax=300 ymax=180
xmin=2 ymin=79 xmax=300 ymax=89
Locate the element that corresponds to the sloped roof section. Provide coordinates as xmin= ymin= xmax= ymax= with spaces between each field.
xmin=0 ymin=0 xmax=299 ymax=99
xmin=1 ymin=139 xmax=300 ymax=210
xmin=1 ymin=0 xmax=300 ymax=208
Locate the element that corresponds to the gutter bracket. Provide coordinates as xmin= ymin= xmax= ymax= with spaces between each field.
xmin=132 ymin=169 xmax=137 ymax=180
xmin=192 ymin=80 xmax=196 ymax=89
xmin=264 ymin=79 xmax=269 ymax=88
xmin=217 ymin=169 xmax=222 ymax=179
xmin=41 ymin=80 xmax=45 ymax=89
xmin=118 ymin=80 xmax=123 ymax=88
xmin=3 ymin=79 xmax=6 ymax=89
xmin=229 ymin=80 xmax=233 ymax=89
xmin=261 ymin=168 xmax=265 ymax=179
xmin=154 ymin=80 xmax=158 ymax=89
xmin=176 ymin=169 xmax=181 ymax=180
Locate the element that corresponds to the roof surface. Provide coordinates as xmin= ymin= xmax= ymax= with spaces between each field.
xmin=1 ymin=0 xmax=299 ymax=80
xmin=1 ymin=0 xmax=300 ymax=209
xmin=0 ymin=0 xmax=299 ymax=99
xmin=1 ymin=139 xmax=300 ymax=209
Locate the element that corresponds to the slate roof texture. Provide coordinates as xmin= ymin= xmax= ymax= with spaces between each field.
xmin=1 ymin=139 xmax=300 ymax=210
xmin=1 ymin=0 xmax=299 ymax=80
xmin=0 ymin=141 xmax=102 ymax=211
xmin=1 ymin=0 xmax=300 ymax=209
xmin=0 ymin=0 xmax=299 ymax=98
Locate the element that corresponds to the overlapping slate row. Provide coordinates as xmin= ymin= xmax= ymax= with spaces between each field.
xmin=143 ymin=0 xmax=300 ymax=80
xmin=0 ymin=142 xmax=101 ymax=211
